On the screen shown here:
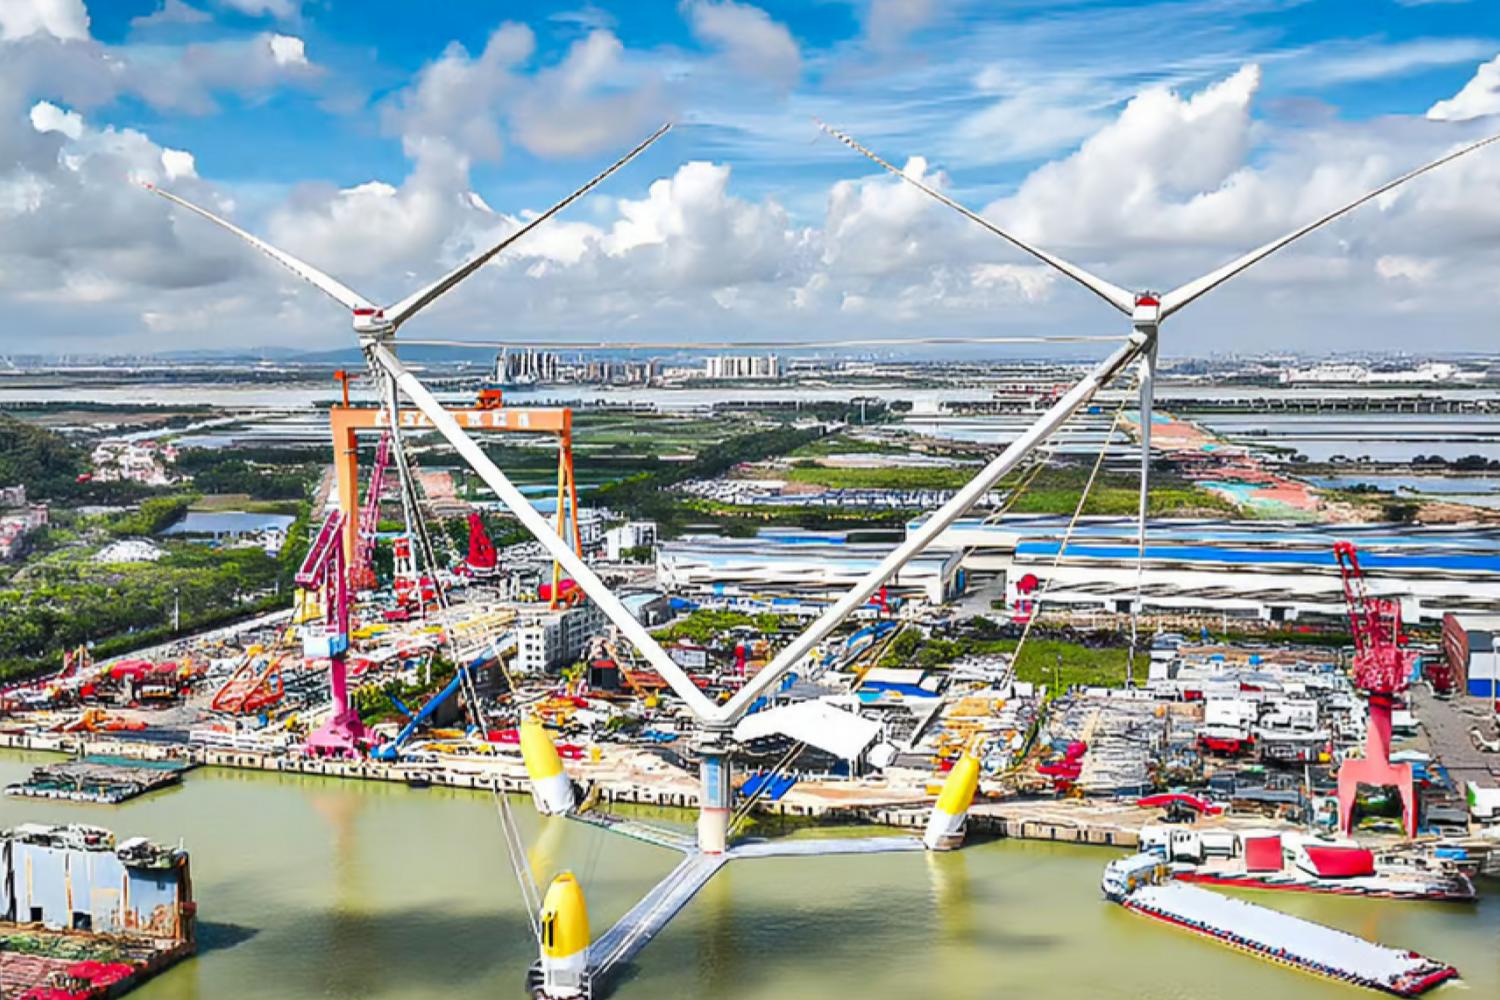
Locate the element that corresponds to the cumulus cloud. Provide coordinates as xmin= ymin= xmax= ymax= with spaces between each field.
xmin=7 ymin=14 xmax=1500 ymax=354
xmin=29 ymin=100 xmax=83 ymax=139
xmin=685 ymin=1 xmax=801 ymax=90
xmin=268 ymin=33 xmax=306 ymax=66
xmin=380 ymin=23 xmax=535 ymax=167
xmin=0 ymin=0 xmax=89 ymax=41
xmin=510 ymin=30 xmax=672 ymax=158
xmin=1427 ymin=53 xmax=1500 ymax=121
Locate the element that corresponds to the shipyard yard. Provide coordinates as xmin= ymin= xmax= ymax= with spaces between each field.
xmin=1 ymin=362 xmax=1498 ymax=999
xmin=6 ymin=2 xmax=1500 ymax=997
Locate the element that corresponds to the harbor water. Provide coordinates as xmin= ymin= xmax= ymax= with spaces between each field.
xmin=0 ymin=751 xmax=1494 ymax=1000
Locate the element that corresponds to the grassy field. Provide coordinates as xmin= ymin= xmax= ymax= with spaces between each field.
xmin=881 ymin=630 xmax=1132 ymax=696
xmin=782 ymin=464 xmax=977 ymax=490
xmin=1005 ymin=639 xmax=1132 ymax=693
xmin=760 ymin=461 xmax=1238 ymax=515
xmin=787 ymin=432 xmax=918 ymax=458
xmin=189 ymin=494 xmax=304 ymax=514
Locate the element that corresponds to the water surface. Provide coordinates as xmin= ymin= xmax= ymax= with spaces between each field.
xmin=0 ymin=752 xmax=1493 ymax=1000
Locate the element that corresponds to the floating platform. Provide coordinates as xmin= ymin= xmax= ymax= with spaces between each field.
xmin=529 ymin=831 xmax=923 ymax=997
xmin=1119 ymin=879 xmax=1458 ymax=996
xmin=4 ymin=755 xmax=194 ymax=805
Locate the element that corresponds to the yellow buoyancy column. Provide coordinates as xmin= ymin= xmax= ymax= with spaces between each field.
xmin=923 ymin=752 xmax=980 ymax=851
xmin=539 ymin=872 xmax=591 ymax=998
xmin=521 ymin=717 xmax=576 ymax=815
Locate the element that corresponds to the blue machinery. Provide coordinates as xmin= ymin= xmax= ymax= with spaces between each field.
xmin=370 ymin=652 xmax=494 ymax=762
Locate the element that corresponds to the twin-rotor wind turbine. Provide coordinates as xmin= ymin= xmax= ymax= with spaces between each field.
xmin=143 ymin=115 xmax=1500 ymax=856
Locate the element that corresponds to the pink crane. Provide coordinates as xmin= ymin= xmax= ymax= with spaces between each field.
xmin=296 ymin=510 xmax=367 ymax=756
xmin=1333 ymin=541 xmax=1417 ymax=838
xmin=349 ymin=431 xmax=392 ymax=593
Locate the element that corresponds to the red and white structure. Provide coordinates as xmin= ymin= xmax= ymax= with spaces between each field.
xmin=1333 ymin=541 xmax=1418 ymax=837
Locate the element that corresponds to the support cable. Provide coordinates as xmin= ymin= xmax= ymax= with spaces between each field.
xmin=376 ymin=359 xmax=541 ymax=937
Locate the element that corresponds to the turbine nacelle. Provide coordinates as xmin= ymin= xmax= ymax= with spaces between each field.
xmin=1131 ymin=292 xmax=1162 ymax=331
xmin=351 ymin=308 xmax=393 ymax=337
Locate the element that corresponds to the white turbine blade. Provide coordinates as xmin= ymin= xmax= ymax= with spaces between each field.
xmin=367 ymin=342 xmax=720 ymax=723
xmin=713 ymin=334 xmax=1148 ymax=725
xmin=817 ymin=121 xmax=1136 ymax=316
xmin=1160 ymin=129 xmax=1500 ymax=318
xmin=139 ymin=181 xmax=378 ymax=313
xmin=384 ymin=122 xmax=672 ymax=330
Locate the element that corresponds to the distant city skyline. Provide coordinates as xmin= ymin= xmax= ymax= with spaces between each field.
xmin=4 ymin=2 xmax=1500 ymax=354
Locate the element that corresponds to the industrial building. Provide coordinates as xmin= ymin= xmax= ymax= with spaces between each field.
xmin=919 ymin=515 xmax=1500 ymax=623
xmin=605 ymin=520 xmax=658 ymax=561
xmin=656 ymin=530 xmax=964 ymax=606
xmin=703 ymin=354 xmax=780 ymax=380
xmin=513 ymin=602 xmax=606 ymax=673
xmin=1442 ymin=614 xmax=1500 ymax=698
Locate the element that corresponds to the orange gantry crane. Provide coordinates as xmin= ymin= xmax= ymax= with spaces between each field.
xmin=329 ymin=374 xmax=584 ymax=607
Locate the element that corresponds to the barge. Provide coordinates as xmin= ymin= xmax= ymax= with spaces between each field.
xmin=1103 ymin=853 xmax=1459 ymax=996
xmin=0 ymin=824 xmax=195 ymax=998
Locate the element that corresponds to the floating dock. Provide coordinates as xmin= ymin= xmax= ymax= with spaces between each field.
xmin=1105 ymin=854 xmax=1457 ymax=996
xmin=5 ymin=754 xmax=194 ymax=804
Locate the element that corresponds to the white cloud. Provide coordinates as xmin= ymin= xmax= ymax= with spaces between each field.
xmin=510 ymin=30 xmax=671 ymax=158
xmin=381 ymin=23 xmax=535 ymax=167
xmin=1428 ymin=53 xmax=1500 ymax=121
xmin=0 ymin=0 xmax=89 ymax=41
xmin=1292 ymin=37 xmax=1496 ymax=86
xmin=29 ymin=100 xmax=84 ymax=139
xmin=268 ymin=33 xmax=306 ymax=67
xmin=217 ymin=0 xmax=300 ymax=19
xmin=131 ymin=1 xmax=211 ymax=29
xmin=994 ymin=65 xmax=1264 ymax=254
xmin=1375 ymin=254 xmax=1438 ymax=282
xmin=685 ymin=1 xmax=801 ymax=90
xmin=863 ymin=0 xmax=940 ymax=49
xmin=160 ymin=148 xmax=196 ymax=179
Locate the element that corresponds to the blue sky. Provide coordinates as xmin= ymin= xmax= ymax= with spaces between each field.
xmin=5 ymin=1 xmax=1500 ymax=354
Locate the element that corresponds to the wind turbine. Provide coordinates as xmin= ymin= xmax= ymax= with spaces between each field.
xmin=142 ymin=117 xmax=1500 ymax=997
xmin=816 ymin=122 xmax=1500 ymax=680
xmin=136 ymin=123 xmax=726 ymax=709
xmin=142 ymin=123 xmax=670 ymax=341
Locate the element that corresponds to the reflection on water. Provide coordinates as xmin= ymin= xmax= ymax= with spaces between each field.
xmin=0 ymin=751 xmax=1492 ymax=1000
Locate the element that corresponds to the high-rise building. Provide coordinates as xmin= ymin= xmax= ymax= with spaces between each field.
xmin=704 ymin=354 xmax=780 ymax=380
xmin=495 ymin=348 xmax=560 ymax=385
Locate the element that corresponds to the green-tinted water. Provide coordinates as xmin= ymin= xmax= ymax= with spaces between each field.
xmin=1 ymin=751 xmax=1494 ymax=999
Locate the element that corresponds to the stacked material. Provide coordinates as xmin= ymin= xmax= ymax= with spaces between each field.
xmin=1049 ymin=695 xmax=1163 ymax=796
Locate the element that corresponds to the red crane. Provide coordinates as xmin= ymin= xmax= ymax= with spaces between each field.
xmin=466 ymin=511 xmax=498 ymax=577
xmin=1332 ymin=541 xmax=1416 ymax=838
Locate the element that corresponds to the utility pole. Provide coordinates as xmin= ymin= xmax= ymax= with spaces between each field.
xmin=172 ymin=587 xmax=181 ymax=632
